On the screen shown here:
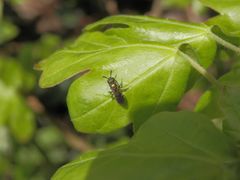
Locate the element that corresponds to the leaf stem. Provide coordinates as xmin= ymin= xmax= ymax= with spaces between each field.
xmin=209 ymin=30 xmax=240 ymax=54
xmin=179 ymin=51 xmax=222 ymax=89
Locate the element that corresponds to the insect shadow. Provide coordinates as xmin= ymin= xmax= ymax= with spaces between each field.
xmin=103 ymin=70 xmax=128 ymax=109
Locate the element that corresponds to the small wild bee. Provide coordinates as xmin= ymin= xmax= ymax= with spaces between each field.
xmin=103 ymin=71 xmax=126 ymax=104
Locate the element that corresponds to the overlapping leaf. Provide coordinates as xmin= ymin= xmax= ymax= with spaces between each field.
xmin=196 ymin=68 xmax=240 ymax=148
xmin=201 ymin=0 xmax=240 ymax=37
xmin=53 ymin=111 xmax=240 ymax=180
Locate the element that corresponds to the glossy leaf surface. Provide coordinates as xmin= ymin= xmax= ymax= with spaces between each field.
xmin=40 ymin=32 xmax=195 ymax=133
xmin=53 ymin=111 xmax=240 ymax=180
xmin=37 ymin=15 xmax=218 ymax=133
xmin=85 ymin=15 xmax=216 ymax=68
xmin=201 ymin=0 xmax=240 ymax=37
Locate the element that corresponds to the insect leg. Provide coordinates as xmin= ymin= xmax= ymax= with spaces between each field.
xmin=120 ymin=80 xmax=123 ymax=87
xmin=121 ymin=87 xmax=128 ymax=92
xmin=109 ymin=91 xmax=115 ymax=99
xmin=120 ymin=80 xmax=128 ymax=92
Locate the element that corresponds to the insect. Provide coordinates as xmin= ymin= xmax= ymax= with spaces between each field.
xmin=103 ymin=71 xmax=126 ymax=104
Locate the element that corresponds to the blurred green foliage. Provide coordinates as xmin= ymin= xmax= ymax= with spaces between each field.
xmin=0 ymin=58 xmax=36 ymax=143
xmin=1 ymin=0 xmax=240 ymax=179
xmin=0 ymin=20 xmax=19 ymax=45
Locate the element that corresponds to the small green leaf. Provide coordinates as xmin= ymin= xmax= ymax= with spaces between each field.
xmin=201 ymin=0 xmax=240 ymax=37
xmin=0 ymin=82 xmax=15 ymax=125
xmin=8 ymin=95 xmax=35 ymax=143
xmin=53 ymin=111 xmax=240 ymax=180
xmin=0 ymin=20 xmax=19 ymax=45
xmin=0 ymin=81 xmax=35 ymax=143
xmin=195 ymin=90 xmax=223 ymax=119
xmin=0 ymin=57 xmax=36 ymax=91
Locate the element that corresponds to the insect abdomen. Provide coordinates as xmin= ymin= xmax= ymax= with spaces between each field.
xmin=115 ymin=93 xmax=124 ymax=104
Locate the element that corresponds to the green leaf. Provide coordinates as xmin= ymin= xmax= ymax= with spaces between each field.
xmin=52 ymin=111 xmax=240 ymax=180
xmin=0 ymin=81 xmax=16 ymax=125
xmin=0 ymin=126 xmax=12 ymax=154
xmin=37 ymin=15 xmax=220 ymax=133
xmin=194 ymin=90 xmax=223 ymax=119
xmin=218 ymin=70 xmax=240 ymax=147
xmin=196 ymin=68 xmax=240 ymax=147
xmin=201 ymin=0 xmax=240 ymax=37
xmin=85 ymin=15 xmax=216 ymax=68
xmin=0 ymin=20 xmax=19 ymax=45
xmin=0 ymin=57 xmax=36 ymax=91
xmin=0 ymin=81 xmax=35 ymax=143
xmin=35 ymin=126 xmax=68 ymax=163
xmin=38 ymin=16 xmax=217 ymax=88
xmin=64 ymin=32 xmax=193 ymax=133
xmin=8 ymin=95 xmax=35 ymax=143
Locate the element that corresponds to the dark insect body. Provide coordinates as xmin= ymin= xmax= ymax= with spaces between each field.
xmin=103 ymin=71 xmax=125 ymax=104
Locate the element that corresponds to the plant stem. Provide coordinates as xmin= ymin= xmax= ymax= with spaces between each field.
xmin=179 ymin=51 xmax=222 ymax=89
xmin=209 ymin=30 xmax=240 ymax=54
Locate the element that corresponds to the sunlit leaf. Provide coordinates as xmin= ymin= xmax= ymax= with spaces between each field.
xmin=39 ymin=31 xmax=196 ymax=133
xmin=201 ymin=0 xmax=240 ymax=37
xmin=37 ymin=15 xmax=218 ymax=133
xmin=85 ymin=15 xmax=216 ymax=68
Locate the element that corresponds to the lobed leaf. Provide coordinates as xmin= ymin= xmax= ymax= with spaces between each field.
xmin=52 ymin=111 xmax=240 ymax=180
xmin=66 ymin=33 xmax=194 ymax=133
xmin=85 ymin=15 xmax=216 ymax=68
xmin=201 ymin=0 xmax=240 ymax=37
xmin=37 ymin=15 xmax=219 ymax=133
